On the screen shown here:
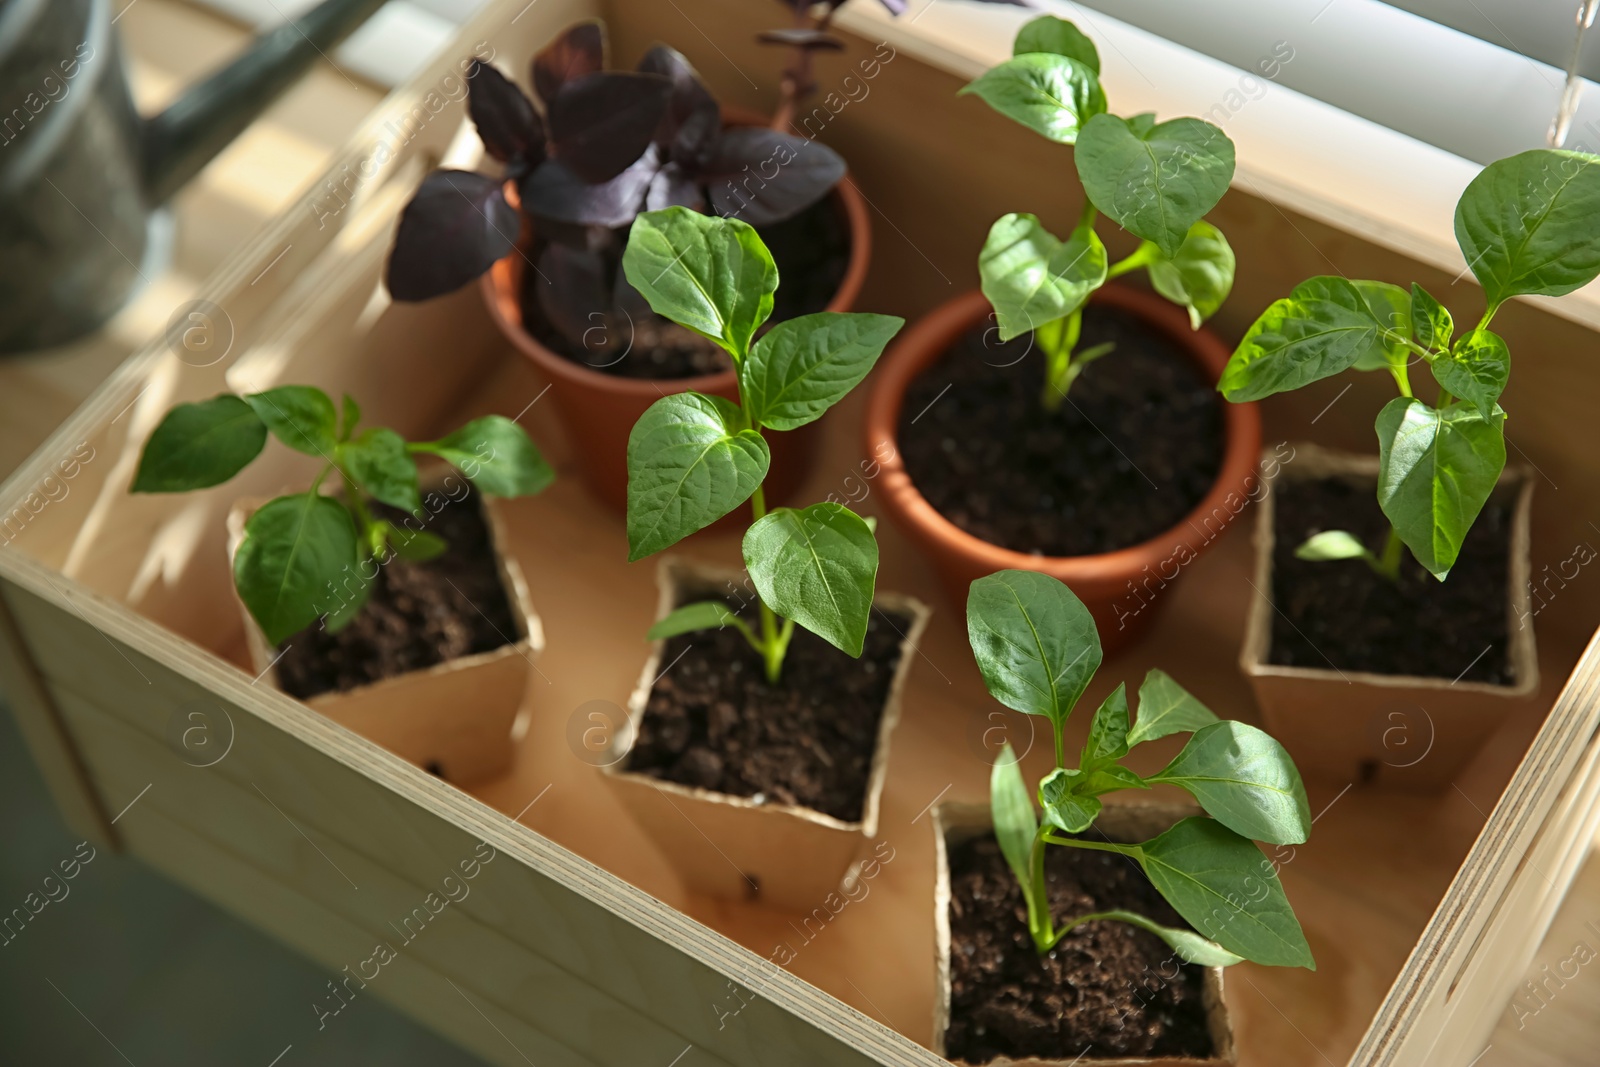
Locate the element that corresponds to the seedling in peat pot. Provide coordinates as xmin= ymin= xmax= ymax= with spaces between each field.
xmin=970 ymin=569 xmax=1314 ymax=967
xmin=1219 ymin=148 xmax=1600 ymax=581
xmin=131 ymin=386 xmax=551 ymax=644
xmin=620 ymin=206 xmax=903 ymax=682
xmin=963 ymin=15 xmax=1238 ymax=410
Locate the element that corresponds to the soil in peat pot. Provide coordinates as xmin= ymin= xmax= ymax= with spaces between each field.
xmin=518 ymin=196 xmax=850 ymax=380
xmin=1269 ymin=476 xmax=1514 ymax=683
xmin=945 ymin=834 xmax=1214 ymax=1063
xmin=624 ymin=593 xmax=911 ymax=822
xmin=898 ymin=303 xmax=1224 ymax=557
xmin=274 ymin=489 xmax=517 ymax=700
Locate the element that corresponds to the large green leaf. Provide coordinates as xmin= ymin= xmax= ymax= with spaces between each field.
xmin=1039 ymin=768 xmax=1101 ymax=833
xmin=1137 ymin=818 xmax=1314 ymax=968
xmin=417 ymin=416 xmax=553 ymax=498
xmin=1013 ymin=15 xmax=1099 ymax=73
xmin=622 ymin=207 xmax=778 ymax=359
xmin=743 ymin=502 xmax=878 ymax=657
xmin=1432 ymin=329 xmax=1510 ymax=421
xmin=626 ymin=393 xmax=769 ymax=561
xmin=742 ymin=313 xmax=903 ymax=431
xmin=1349 ymin=280 xmax=1412 ymax=372
xmin=1454 ymin=149 xmax=1600 ymax=308
xmin=234 ymin=493 xmax=361 ymax=645
xmin=1075 ymin=114 xmax=1235 ymax=258
xmin=978 ymin=213 xmax=1107 ymax=342
xmin=991 ymin=744 xmax=1038 ymax=895
xmin=1375 ymin=397 xmax=1506 ymax=580
xmin=1146 ymin=221 xmax=1235 ymax=328
xmin=1151 ymin=721 xmax=1311 ymax=845
xmin=1218 ymin=276 xmax=1383 ymax=401
xmin=245 ymin=386 xmax=338 ymax=458
xmin=960 ymin=53 xmax=1105 ymax=144
xmin=1127 ymin=669 xmax=1220 ymax=748
xmin=1082 ymin=683 xmax=1130 ymax=765
xmin=339 ymin=429 xmax=421 ymax=513
xmin=131 ymin=395 xmax=268 ymax=493
xmin=966 ymin=570 xmax=1101 ymax=731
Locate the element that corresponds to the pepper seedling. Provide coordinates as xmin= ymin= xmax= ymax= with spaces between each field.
xmin=620 ymin=206 xmax=902 ymax=682
xmin=970 ymin=569 xmax=1314 ymax=968
xmin=131 ymin=386 xmax=552 ymax=644
xmin=962 ymin=15 xmax=1238 ymax=411
xmin=1220 ymin=148 xmax=1600 ymax=581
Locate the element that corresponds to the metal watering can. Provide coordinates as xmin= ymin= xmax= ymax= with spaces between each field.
xmin=0 ymin=0 xmax=387 ymax=354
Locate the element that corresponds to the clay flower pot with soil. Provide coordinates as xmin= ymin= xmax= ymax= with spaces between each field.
xmin=132 ymin=386 xmax=553 ymax=785
xmin=1219 ymin=148 xmax=1600 ymax=785
xmin=596 ymin=206 xmax=927 ymax=910
xmin=865 ymin=15 xmax=1261 ymax=651
xmin=936 ymin=570 xmax=1314 ymax=1064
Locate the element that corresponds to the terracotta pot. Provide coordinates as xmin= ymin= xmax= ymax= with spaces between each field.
xmin=933 ymin=800 xmax=1237 ymax=1066
xmin=599 ymin=557 xmax=929 ymax=912
xmin=1241 ymin=443 xmax=1539 ymax=790
xmin=228 ymin=473 xmax=542 ymax=786
xmin=863 ymin=285 xmax=1262 ymax=656
xmin=481 ymin=112 xmax=872 ymax=514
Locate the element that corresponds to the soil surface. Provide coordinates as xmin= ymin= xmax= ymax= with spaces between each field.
xmin=1269 ymin=476 xmax=1514 ymax=683
xmin=945 ymin=833 xmax=1214 ymax=1063
xmin=624 ymin=592 xmax=909 ymax=822
xmin=898 ymin=304 xmax=1224 ymax=557
xmin=274 ymin=490 xmax=517 ymax=700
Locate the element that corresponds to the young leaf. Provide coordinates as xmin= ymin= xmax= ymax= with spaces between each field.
xmin=1454 ymin=149 xmax=1600 ymax=308
xmin=966 ymin=570 xmax=1101 ymax=732
xmin=1039 ymin=768 xmax=1101 ymax=832
xmin=742 ymin=313 xmax=904 ymax=430
xmin=1136 ymin=817 xmax=1314 ymax=968
xmin=1146 ymin=221 xmax=1235 ymax=328
xmin=234 ymin=493 xmax=360 ymax=645
xmin=547 ymin=71 xmax=673 ymax=184
xmin=648 ymin=600 xmax=746 ymax=641
xmin=1150 ymin=721 xmax=1311 ymax=845
xmin=1218 ymin=276 xmax=1383 ymax=401
xmin=340 ymin=395 xmax=361 ymax=441
xmin=1350 ymin=280 xmax=1412 ymax=371
xmin=339 ymin=428 xmax=422 ymax=514
xmin=991 ymin=743 xmax=1039 ymax=894
xmin=1295 ymin=530 xmax=1371 ymax=562
xmin=978 ymin=213 xmax=1107 ymax=341
xmin=532 ymin=20 xmax=605 ymax=104
xmin=131 ymin=395 xmax=267 ymax=493
xmin=1375 ymin=397 xmax=1506 ymax=580
xmin=744 ymin=502 xmax=878 ymax=657
xmin=637 ymin=45 xmax=720 ymax=162
xmin=521 ymin=148 xmax=662 ymax=228
xmin=622 ymin=207 xmax=778 ymax=360
xmin=1082 ymin=682 xmax=1130 ymax=766
xmin=626 ymin=393 xmax=769 ymax=561
xmin=700 ymin=130 xmax=847 ymax=227
xmin=419 ymin=416 xmax=554 ymax=498
xmin=960 ymin=53 xmax=1105 ymax=144
xmin=390 ymin=525 xmax=447 ymax=563
xmin=1127 ymin=669 xmax=1219 ymax=748
xmin=1432 ymin=329 xmax=1510 ymax=420
xmin=321 ymin=561 xmax=371 ymax=633
xmin=386 ymin=170 xmax=519 ymax=301
xmin=1076 ymin=765 xmax=1148 ymax=795
xmin=466 ymin=60 xmax=542 ymax=165
xmin=1409 ymin=283 xmax=1453 ymax=352
xmin=246 ymin=386 xmax=337 ymax=458
xmin=1013 ymin=15 xmax=1099 ymax=73
xmin=1075 ymin=114 xmax=1235 ymax=258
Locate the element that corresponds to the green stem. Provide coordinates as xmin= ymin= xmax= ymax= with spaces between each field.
xmin=747 ymin=482 xmax=786 ymax=684
xmin=1038 ymin=310 xmax=1081 ymax=413
xmin=1027 ymin=830 xmax=1055 ymax=953
xmin=1044 ymin=909 xmax=1149 ymax=952
xmin=1477 ymin=301 xmax=1501 ymax=334
xmin=1390 ymin=362 xmax=1413 ymax=398
xmin=1106 ymin=241 xmax=1157 ymax=279
xmin=1372 ymin=525 xmax=1403 ymax=585
xmin=1042 ymin=832 xmax=1141 ymax=857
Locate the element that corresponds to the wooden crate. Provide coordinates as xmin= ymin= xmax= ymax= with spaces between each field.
xmin=4 ymin=1 xmax=1600 ymax=1064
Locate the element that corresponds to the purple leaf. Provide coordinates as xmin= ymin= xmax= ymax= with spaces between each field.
xmin=756 ymin=29 xmax=846 ymax=49
xmin=877 ymin=0 xmax=909 ymax=13
xmin=466 ymin=60 xmax=543 ymax=166
xmin=637 ymin=45 xmax=721 ymax=164
xmin=699 ymin=129 xmax=846 ymax=226
xmin=548 ymin=71 xmax=672 ymax=183
xmin=534 ymin=242 xmax=614 ymax=353
xmin=386 ymin=170 xmax=519 ymax=301
xmin=646 ymin=163 xmax=705 ymax=212
xmin=533 ymin=21 xmax=605 ymax=104
xmin=520 ymin=146 xmax=661 ymax=228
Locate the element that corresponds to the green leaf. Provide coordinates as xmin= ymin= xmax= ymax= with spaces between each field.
xmin=1410 ymin=283 xmax=1453 ymax=352
xmin=991 ymin=744 xmax=1038 ymax=895
xmin=1077 ymin=765 xmax=1148 ymax=795
xmin=1128 ymin=669 xmax=1220 ymax=748
xmin=1146 ymin=221 xmax=1235 ymax=328
xmin=339 ymin=394 xmax=361 ymax=441
xmin=419 ymin=416 xmax=554 ymax=498
xmin=132 ymin=395 xmax=268 ymax=493
xmin=1082 ymin=910 xmax=1244 ymax=967
xmin=390 ymin=525 xmax=446 ymax=562
xmin=1013 ymin=15 xmax=1099 ymax=73
xmin=1075 ymin=113 xmax=1235 ymax=258
xmin=1218 ymin=276 xmax=1383 ymax=401
xmin=626 ymin=393 xmax=769 ymax=561
xmin=1151 ymin=721 xmax=1311 ymax=845
xmin=978 ymin=213 xmax=1107 ymax=342
xmin=1082 ymin=683 xmax=1130 ymax=765
xmin=1295 ymin=530 xmax=1371 ymax=562
xmin=967 ymin=570 xmax=1101 ymax=732
xmin=1454 ymin=149 xmax=1600 ymax=307
xmin=339 ymin=429 xmax=421 ymax=513
xmin=744 ymin=502 xmax=878 ymax=657
xmin=1039 ymin=768 xmax=1101 ymax=833
xmin=647 ymin=600 xmax=742 ymax=641
xmin=1375 ymin=397 xmax=1506 ymax=580
xmin=245 ymin=386 xmax=338 ymax=458
xmin=1433 ymin=329 xmax=1510 ymax=420
xmin=321 ymin=561 xmax=371 ymax=634
xmin=234 ymin=493 xmax=361 ymax=645
xmin=960 ymin=53 xmax=1105 ymax=145
xmin=1350 ymin=280 xmax=1412 ymax=372
xmin=1137 ymin=817 xmax=1314 ymax=968
xmin=622 ymin=206 xmax=777 ymax=359
xmin=742 ymin=312 xmax=903 ymax=430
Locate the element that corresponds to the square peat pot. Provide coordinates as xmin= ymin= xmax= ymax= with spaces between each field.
xmin=1242 ymin=444 xmax=1538 ymax=789
xmin=932 ymin=801 xmax=1236 ymax=1067
xmin=600 ymin=557 xmax=930 ymax=913
xmin=228 ymin=474 xmax=543 ymax=787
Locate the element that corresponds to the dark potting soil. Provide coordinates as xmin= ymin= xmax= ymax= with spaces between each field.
xmin=1269 ymin=476 xmax=1514 ymax=683
xmin=624 ymin=594 xmax=910 ymax=823
xmin=274 ymin=490 xmax=517 ymax=700
xmin=519 ymin=195 xmax=850 ymax=380
xmin=898 ymin=304 xmax=1225 ymax=557
xmin=944 ymin=834 xmax=1214 ymax=1064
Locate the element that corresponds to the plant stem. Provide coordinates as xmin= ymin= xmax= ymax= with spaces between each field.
xmin=747 ymin=482 xmax=787 ymax=684
xmin=1372 ymin=525 xmax=1404 ymax=584
xmin=771 ymin=1 xmax=835 ymax=132
xmin=1041 ymin=832 xmax=1141 ymax=857
xmin=1027 ymin=829 xmax=1056 ymax=953
xmin=1106 ymin=241 xmax=1157 ymax=279
xmin=1037 ymin=310 xmax=1081 ymax=413
xmin=1389 ymin=362 xmax=1413 ymax=398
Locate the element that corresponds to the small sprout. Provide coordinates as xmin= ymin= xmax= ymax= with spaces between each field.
xmin=1295 ymin=529 xmax=1402 ymax=585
